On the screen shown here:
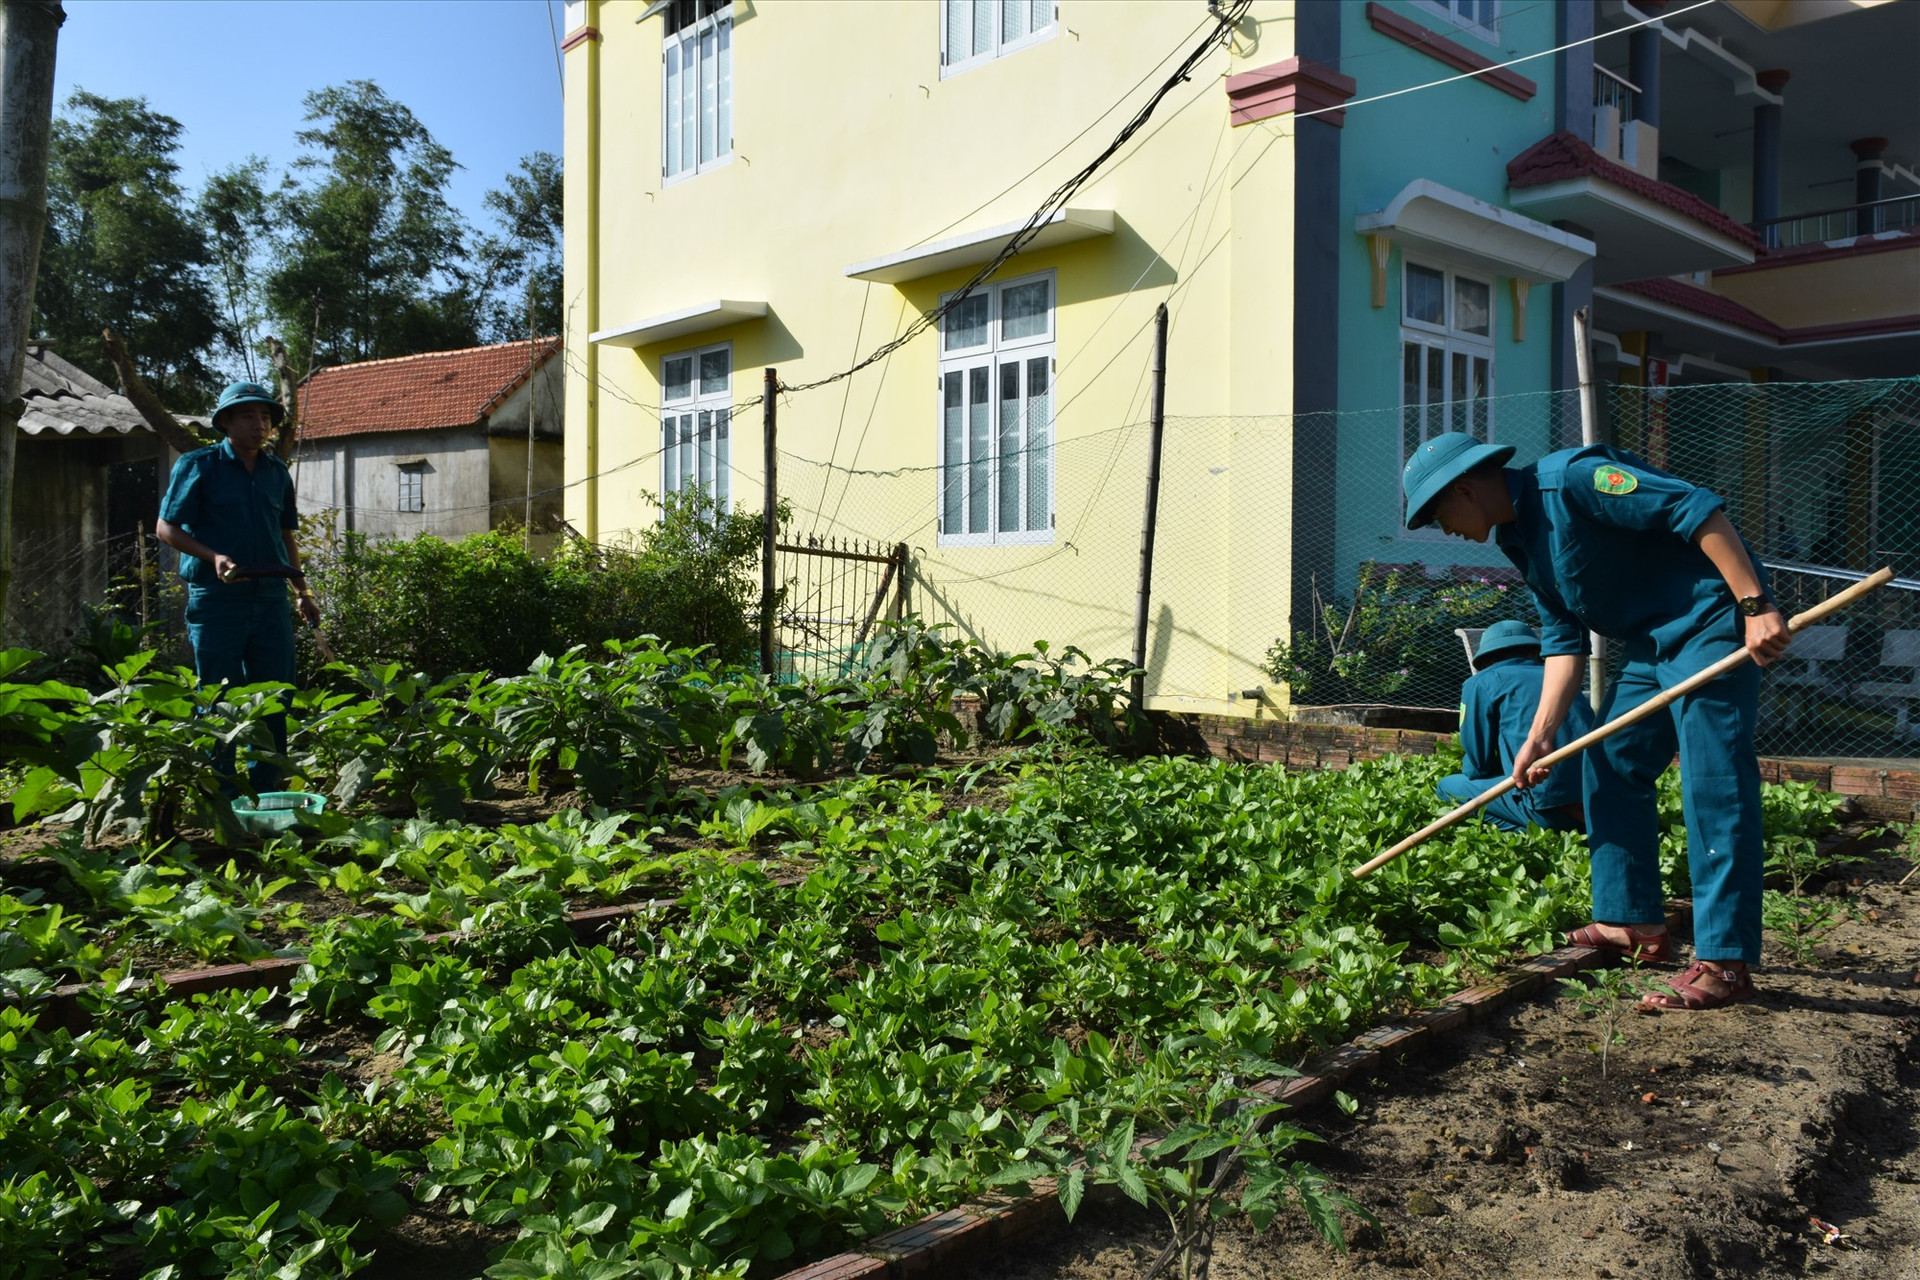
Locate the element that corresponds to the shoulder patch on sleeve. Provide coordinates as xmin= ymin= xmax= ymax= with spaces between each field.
xmin=1593 ymin=464 xmax=1638 ymax=495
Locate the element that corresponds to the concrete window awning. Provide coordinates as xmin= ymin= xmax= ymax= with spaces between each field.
xmin=1355 ymin=179 xmax=1596 ymax=283
xmin=589 ymin=300 xmax=768 ymax=349
xmin=845 ymin=208 xmax=1115 ymax=284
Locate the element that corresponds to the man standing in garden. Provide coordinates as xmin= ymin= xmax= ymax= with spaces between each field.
xmin=154 ymin=381 xmax=321 ymax=791
xmin=1400 ymin=433 xmax=1790 ymax=1011
xmin=1437 ymin=619 xmax=1593 ymax=833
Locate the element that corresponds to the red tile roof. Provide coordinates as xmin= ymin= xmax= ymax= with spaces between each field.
xmin=1507 ymin=131 xmax=1764 ymax=253
xmin=297 ymin=337 xmax=561 ymax=441
xmin=1612 ymin=277 xmax=1786 ymax=338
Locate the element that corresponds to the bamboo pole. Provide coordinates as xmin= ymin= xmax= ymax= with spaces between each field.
xmin=1352 ymin=567 xmax=1896 ymax=879
xmin=1572 ymin=306 xmax=1605 ymax=714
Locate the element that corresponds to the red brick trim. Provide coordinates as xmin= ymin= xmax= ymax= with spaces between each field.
xmin=1364 ymin=2 xmax=1536 ymax=101
xmin=1783 ymin=313 xmax=1920 ymax=344
xmin=1714 ymin=229 xmax=1920 ymax=276
xmin=561 ymin=25 xmax=600 ymax=53
xmin=1225 ymin=56 xmax=1358 ymax=128
xmin=1614 ymin=278 xmax=1920 ymax=347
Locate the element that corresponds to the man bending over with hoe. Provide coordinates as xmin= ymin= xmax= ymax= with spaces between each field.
xmin=1401 ymin=434 xmax=1790 ymax=1011
xmin=1438 ymin=619 xmax=1593 ymax=833
xmin=155 ymin=381 xmax=321 ymax=792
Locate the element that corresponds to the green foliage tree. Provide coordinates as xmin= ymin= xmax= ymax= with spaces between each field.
xmin=32 ymin=91 xmax=222 ymax=407
xmin=474 ymin=150 xmax=562 ymax=342
xmin=198 ymin=158 xmax=273 ymax=382
xmin=266 ymin=80 xmax=477 ymax=370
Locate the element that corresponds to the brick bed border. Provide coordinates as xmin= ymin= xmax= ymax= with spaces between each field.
xmin=1169 ymin=712 xmax=1920 ymax=821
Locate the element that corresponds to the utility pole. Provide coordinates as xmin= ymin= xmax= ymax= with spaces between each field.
xmin=0 ymin=0 xmax=64 ymax=633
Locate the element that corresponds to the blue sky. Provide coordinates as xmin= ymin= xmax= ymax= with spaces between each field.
xmin=51 ymin=0 xmax=564 ymax=231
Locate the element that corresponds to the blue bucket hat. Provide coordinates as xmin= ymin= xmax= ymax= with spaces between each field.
xmin=1473 ymin=619 xmax=1542 ymax=668
xmin=1402 ymin=432 xmax=1515 ymax=529
xmin=212 ymin=380 xmax=286 ymax=430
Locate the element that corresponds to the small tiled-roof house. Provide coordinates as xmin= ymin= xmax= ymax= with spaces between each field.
xmin=7 ymin=344 xmax=173 ymax=646
xmin=292 ymin=338 xmax=564 ymax=543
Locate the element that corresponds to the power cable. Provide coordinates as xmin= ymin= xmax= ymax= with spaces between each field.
xmin=770 ymin=0 xmax=1254 ymax=402
xmin=471 ymin=0 xmax=1714 ymax=523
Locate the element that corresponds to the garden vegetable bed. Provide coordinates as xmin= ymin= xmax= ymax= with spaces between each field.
xmin=0 ymin=629 xmax=1872 ymax=1279
xmin=990 ymin=839 xmax=1920 ymax=1280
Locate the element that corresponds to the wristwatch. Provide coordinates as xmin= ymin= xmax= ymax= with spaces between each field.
xmin=1736 ymin=593 xmax=1773 ymax=617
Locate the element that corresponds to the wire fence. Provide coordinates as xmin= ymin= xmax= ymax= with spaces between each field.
xmin=10 ymin=377 xmax=1919 ymax=762
xmin=3 ymin=525 xmax=188 ymax=660
xmin=771 ymin=375 xmax=1920 ymax=761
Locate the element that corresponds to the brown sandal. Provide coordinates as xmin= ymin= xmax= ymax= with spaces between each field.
xmin=1641 ymin=961 xmax=1757 ymax=1011
xmin=1566 ymin=922 xmax=1673 ymax=963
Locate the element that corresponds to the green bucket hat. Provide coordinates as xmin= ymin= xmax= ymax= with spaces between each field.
xmin=1473 ymin=619 xmax=1541 ymax=669
xmin=212 ymin=380 xmax=286 ymax=430
xmin=1401 ymin=432 xmax=1515 ymax=529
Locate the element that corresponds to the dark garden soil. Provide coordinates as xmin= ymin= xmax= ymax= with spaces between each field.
xmin=991 ymin=842 xmax=1920 ymax=1280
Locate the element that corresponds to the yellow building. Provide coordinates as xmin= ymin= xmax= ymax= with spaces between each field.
xmin=561 ymin=0 xmax=1353 ymax=716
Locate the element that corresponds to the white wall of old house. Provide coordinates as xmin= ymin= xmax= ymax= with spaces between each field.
xmin=291 ymin=430 xmax=493 ymax=542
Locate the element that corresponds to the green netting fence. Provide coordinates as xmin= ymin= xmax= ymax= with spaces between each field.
xmin=771 ymin=375 xmax=1920 ymax=761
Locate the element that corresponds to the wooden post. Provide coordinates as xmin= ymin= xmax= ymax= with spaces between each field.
xmin=0 ymin=1 xmax=65 ymax=634
xmin=760 ymin=368 xmax=777 ymax=676
xmin=524 ymin=282 xmax=537 ymax=551
xmin=892 ymin=541 xmax=908 ymax=622
xmin=1131 ymin=303 xmax=1169 ymax=708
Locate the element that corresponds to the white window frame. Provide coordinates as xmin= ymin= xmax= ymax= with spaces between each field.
xmin=1410 ymin=0 xmax=1500 ymax=42
xmin=937 ymin=270 xmax=1056 ymax=548
xmin=662 ymin=0 xmax=731 ymax=185
xmin=660 ymin=341 xmax=732 ymax=512
xmin=940 ymin=0 xmax=1059 ymax=79
xmin=397 ymin=462 xmax=426 ymax=514
xmin=1399 ymin=259 xmax=1496 ymax=537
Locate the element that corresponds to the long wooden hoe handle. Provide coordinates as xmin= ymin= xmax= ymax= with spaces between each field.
xmin=1351 ymin=566 xmax=1896 ymax=879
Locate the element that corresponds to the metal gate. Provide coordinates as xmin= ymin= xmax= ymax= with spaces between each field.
xmin=772 ymin=538 xmax=908 ymax=681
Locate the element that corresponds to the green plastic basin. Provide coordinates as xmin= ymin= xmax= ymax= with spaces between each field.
xmin=233 ymin=790 xmax=328 ymax=835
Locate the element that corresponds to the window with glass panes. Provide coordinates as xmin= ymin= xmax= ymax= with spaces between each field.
xmin=938 ymin=273 xmax=1054 ymax=545
xmin=661 ymin=343 xmax=731 ymax=509
xmin=398 ymin=463 xmax=426 ymax=513
xmin=1401 ymin=261 xmax=1495 ymax=496
xmin=1412 ymin=0 xmax=1498 ymax=40
xmin=662 ymin=1 xmax=730 ymax=182
xmin=940 ymin=0 xmax=1057 ymax=77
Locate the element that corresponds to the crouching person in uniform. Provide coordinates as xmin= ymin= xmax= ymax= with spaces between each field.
xmin=1437 ymin=619 xmax=1593 ymax=833
xmin=154 ymin=382 xmax=321 ymax=792
xmin=1402 ymin=433 xmax=1790 ymax=1011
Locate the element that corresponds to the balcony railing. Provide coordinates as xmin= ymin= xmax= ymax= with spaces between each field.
xmin=1752 ymin=194 xmax=1920 ymax=249
xmin=1592 ymin=65 xmax=1639 ymax=124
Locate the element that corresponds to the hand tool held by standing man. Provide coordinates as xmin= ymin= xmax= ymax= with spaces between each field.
xmin=1401 ymin=432 xmax=1788 ymax=1012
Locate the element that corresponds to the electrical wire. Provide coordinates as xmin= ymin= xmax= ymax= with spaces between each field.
xmin=772 ymin=0 xmax=1255 ymax=401
xmin=430 ymin=0 xmax=1717 ymax=525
